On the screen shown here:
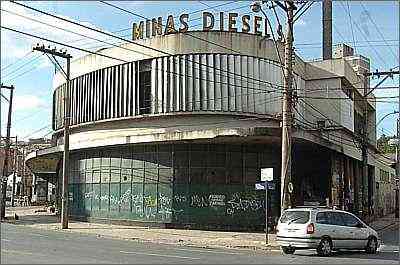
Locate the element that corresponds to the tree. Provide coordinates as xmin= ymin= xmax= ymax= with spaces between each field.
xmin=377 ymin=134 xmax=396 ymax=154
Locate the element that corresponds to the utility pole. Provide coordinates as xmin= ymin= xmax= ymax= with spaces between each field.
xmin=361 ymin=75 xmax=369 ymax=219
xmin=33 ymin=44 xmax=72 ymax=229
xmin=11 ymin=136 xmax=17 ymax=207
xmin=280 ymin=1 xmax=295 ymax=212
xmin=21 ymin=146 xmax=26 ymax=197
xmin=251 ymin=0 xmax=297 ymax=212
xmin=0 ymin=84 xmax=14 ymax=220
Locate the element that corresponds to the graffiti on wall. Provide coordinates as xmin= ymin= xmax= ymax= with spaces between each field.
xmin=226 ymin=193 xmax=263 ymax=215
xmin=83 ymin=188 xmax=174 ymax=220
xmin=177 ymin=192 xmax=263 ymax=215
xmin=81 ymin=188 xmax=264 ymax=221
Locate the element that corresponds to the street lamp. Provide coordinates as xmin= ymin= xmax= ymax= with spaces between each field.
xmin=377 ymin=111 xmax=399 ymax=128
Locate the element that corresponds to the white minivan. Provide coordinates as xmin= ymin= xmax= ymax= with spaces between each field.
xmin=276 ymin=207 xmax=380 ymax=256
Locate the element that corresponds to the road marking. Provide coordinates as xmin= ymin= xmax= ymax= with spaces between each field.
xmin=1 ymin=239 xmax=10 ymax=242
xmin=28 ymin=233 xmax=49 ymax=238
xmin=119 ymin=250 xmax=201 ymax=260
xmin=1 ymin=249 xmax=36 ymax=256
xmin=176 ymin=248 xmax=245 ymax=255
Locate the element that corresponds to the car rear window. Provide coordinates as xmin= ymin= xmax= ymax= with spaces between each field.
xmin=280 ymin=211 xmax=310 ymax=224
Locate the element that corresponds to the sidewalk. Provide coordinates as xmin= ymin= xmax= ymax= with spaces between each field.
xmin=4 ymin=206 xmax=279 ymax=251
xmin=368 ymin=213 xmax=399 ymax=231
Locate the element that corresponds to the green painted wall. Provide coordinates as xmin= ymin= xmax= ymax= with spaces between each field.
xmin=69 ymin=182 xmax=276 ymax=228
xmin=67 ymin=142 xmax=281 ymax=229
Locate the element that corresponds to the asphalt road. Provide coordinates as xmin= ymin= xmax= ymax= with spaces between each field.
xmin=1 ymin=223 xmax=398 ymax=264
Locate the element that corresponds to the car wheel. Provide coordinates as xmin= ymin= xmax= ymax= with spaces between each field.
xmin=317 ymin=238 xmax=332 ymax=257
xmin=365 ymin=237 xmax=378 ymax=254
xmin=281 ymin=246 xmax=296 ymax=255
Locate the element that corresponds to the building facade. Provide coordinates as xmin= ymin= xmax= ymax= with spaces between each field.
xmin=26 ymin=28 xmax=395 ymax=229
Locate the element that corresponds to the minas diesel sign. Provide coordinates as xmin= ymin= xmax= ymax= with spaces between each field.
xmin=132 ymin=12 xmax=272 ymax=40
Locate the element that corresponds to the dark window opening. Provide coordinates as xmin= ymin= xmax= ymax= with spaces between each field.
xmin=139 ymin=60 xmax=152 ymax=115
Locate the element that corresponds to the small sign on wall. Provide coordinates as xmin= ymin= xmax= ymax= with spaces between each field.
xmin=255 ymin=182 xmax=275 ymax=190
xmin=261 ymin=168 xmax=274 ymax=182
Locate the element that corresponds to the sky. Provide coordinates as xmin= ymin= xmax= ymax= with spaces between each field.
xmin=0 ymin=1 xmax=399 ymax=141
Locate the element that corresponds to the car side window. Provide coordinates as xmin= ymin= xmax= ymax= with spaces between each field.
xmin=342 ymin=213 xmax=360 ymax=227
xmin=330 ymin=212 xmax=345 ymax=226
xmin=316 ymin=212 xmax=330 ymax=224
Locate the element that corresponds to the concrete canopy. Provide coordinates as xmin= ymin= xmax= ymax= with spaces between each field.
xmin=25 ymin=146 xmax=61 ymax=176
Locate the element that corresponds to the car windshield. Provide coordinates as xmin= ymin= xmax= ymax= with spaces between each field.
xmin=280 ymin=210 xmax=310 ymax=224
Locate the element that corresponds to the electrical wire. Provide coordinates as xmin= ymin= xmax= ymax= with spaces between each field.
xmin=2 ymin=26 xmax=129 ymax=63
xmin=359 ymin=2 xmax=398 ymax=60
xmin=20 ymin=125 xmax=51 ymax=140
xmin=4 ymin=2 xmax=396 ymax=144
xmin=7 ymin=2 xmax=390 ymax=98
xmin=345 ymin=1 xmax=357 ymax=53
xmin=1 ymin=51 xmax=33 ymax=72
xmin=2 ymin=53 xmax=41 ymax=77
xmin=3 ymin=56 xmax=43 ymax=83
xmin=7 ymin=2 xmax=288 ymax=93
xmin=7 ymin=6 xmax=388 ymax=99
xmin=296 ymin=39 xmax=399 ymax=47
xmin=338 ymin=2 xmax=390 ymax=69
xmin=61 ymin=1 xmax=240 ymax=48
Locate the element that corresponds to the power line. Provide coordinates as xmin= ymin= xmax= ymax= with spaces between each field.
xmin=53 ymin=1 xmax=239 ymax=49
xmin=1 ymin=26 xmax=286 ymax=100
xmin=9 ymin=2 xmax=288 ymax=93
xmin=1 ymin=51 xmax=32 ymax=72
xmin=3 ymin=27 xmax=394 ymax=129
xmin=299 ymin=95 xmax=399 ymax=100
xmin=338 ymin=2 xmax=390 ymax=70
xmin=9 ymin=1 xmax=390 ymax=99
xmin=99 ymin=1 xmax=244 ymax=54
xmin=3 ymin=56 xmax=43 ymax=83
xmin=7 ymin=1 xmax=396 ymax=140
xmin=20 ymin=125 xmax=51 ymax=140
xmin=9 ymin=2 xmax=388 ymax=100
xmin=345 ymin=1 xmax=357 ymax=53
xmin=87 ymin=2 xmax=288 ymax=89
xmin=2 ymin=53 xmax=41 ymax=77
xmin=78 ymin=3 xmax=250 ymax=50
xmin=1 ymin=26 xmax=128 ymax=63
xmin=296 ymin=39 xmax=399 ymax=47
xmin=1 ymin=11 xmax=289 ymax=95
xmin=298 ymin=43 xmax=398 ymax=49
xmin=359 ymin=2 xmax=398 ymax=60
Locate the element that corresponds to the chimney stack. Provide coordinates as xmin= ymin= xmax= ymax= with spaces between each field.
xmin=322 ymin=0 xmax=332 ymax=60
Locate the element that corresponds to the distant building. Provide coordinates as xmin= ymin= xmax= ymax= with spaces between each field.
xmin=1 ymin=138 xmax=52 ymax=203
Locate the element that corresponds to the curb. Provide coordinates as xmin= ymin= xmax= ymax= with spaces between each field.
xmin=375 ymin=221 xmax=398 ymax=232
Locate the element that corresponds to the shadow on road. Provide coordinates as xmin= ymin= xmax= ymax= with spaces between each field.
xmin=294 ymin=249 xmax=399 ymax=262
xmin=5 ymin=214 xmax=59 ymax=226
